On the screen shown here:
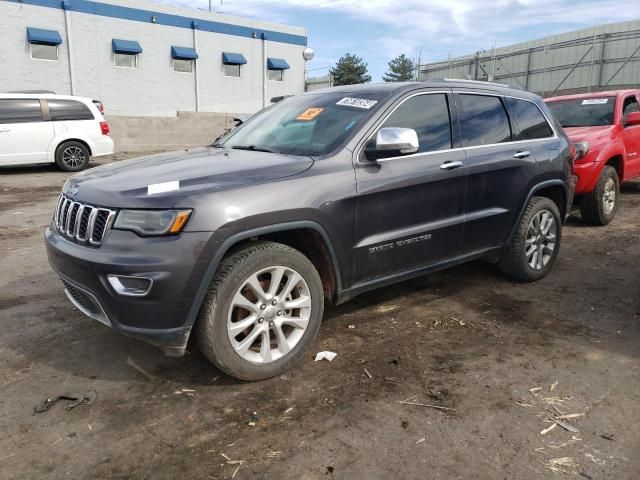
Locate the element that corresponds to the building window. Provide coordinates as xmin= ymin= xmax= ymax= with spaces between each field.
xmin=26 ymin=27 xmax=62 ymax=61
xmin=112 ymin=39 xmax=143 ymax=68
xmin=267 ymin=58 xmax=289 ymax=82
xmin=115 ymin=53 xmax=138 ymax=68
xmin=222 ymin=52 xmax=247 ymax=78
xmin=174 ymin=58 xmax=193 ymax=73
xmin=224 ymin=64 xmax=241 ymax=77
xmin=30 ymin=43 xmax=58 ymax=61
xmin=268 ymin=69 xmax=284 ymax=82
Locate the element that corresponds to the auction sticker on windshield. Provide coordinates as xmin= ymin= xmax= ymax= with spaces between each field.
xmin=581 ymin=99 xmax=609 ymax=105
xmin=296 ymin=108 xmax=324 ymax=121
xmin=336 ymin=97 xmax=379 ymax=109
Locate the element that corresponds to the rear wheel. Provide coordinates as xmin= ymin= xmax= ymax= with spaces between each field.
xmin=579 ymin=165 xmax=619 ymax=226
xmin=195 ymin=241 xmax=324 ymax=381
xmin=499 ymin=196 xmax=562 ymax=282
xmin=55 ymin=141 xmax=90 ymax=172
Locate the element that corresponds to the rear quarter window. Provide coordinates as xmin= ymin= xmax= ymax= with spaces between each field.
xmin=0 ymin=99 xmax=44 ymax=124
xmin=48 ymin=100 xmax=95 ymax=121
xmin=459 ymin=94 xmax=512 ymax=147
xmin=506 ymin=97 xmax=553 ymax=140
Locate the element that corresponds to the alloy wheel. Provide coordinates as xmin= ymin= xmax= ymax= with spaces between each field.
xmin=525 ymin=210 xmax=557 ymax=271
xmin=227 ymin=266 xmax=312 ymax=364
xmin=602 ymin=177 xmax=616 ymax=215
xmin=62 ymin=146 xmax=86 ymax=169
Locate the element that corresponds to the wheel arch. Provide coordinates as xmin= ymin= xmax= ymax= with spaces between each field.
xmin=604 ymin=154 xmax=624 ymax=182
xmin=55 ymin=138 xmax=93 ymax=157
xmin=507 ymin=180 xmax=567 ymax=244
xmin=183 ymin=221 xmax=342 ymax=331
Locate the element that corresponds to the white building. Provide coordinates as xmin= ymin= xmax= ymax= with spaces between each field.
xmin=0 ymin=0 xmax=309 ymax=116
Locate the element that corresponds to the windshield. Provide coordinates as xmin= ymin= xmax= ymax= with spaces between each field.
xmin=546 ymin=97 xmax=616 ymax=127
xmin=220 ymin=92 xmax=389 ymax=156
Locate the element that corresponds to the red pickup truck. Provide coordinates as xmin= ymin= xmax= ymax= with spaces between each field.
xmin=545 ymin=90 xmax=640 ymax=225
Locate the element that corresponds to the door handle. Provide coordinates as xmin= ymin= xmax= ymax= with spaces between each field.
xmin=513 ymin=151 xmax=531 ymax=159
xmin=440 ymin=161 xmax=464 ymax=170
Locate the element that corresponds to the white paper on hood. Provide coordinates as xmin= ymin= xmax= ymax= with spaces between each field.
xmin=147 ymin=181 xmax=180 ymax=195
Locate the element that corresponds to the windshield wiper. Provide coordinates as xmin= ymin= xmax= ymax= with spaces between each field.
xmin=231 ymin=145 xmax=277 ymax=153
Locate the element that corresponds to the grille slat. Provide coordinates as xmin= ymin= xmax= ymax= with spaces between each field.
xmin=52 ymin=194 xmax=115 ymax=247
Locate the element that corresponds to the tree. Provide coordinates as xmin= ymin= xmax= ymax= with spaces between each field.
xmin=383 ymin=54 xmax=416 ymax=82
xmin=330 ymin=53 xmax=371 ymax=86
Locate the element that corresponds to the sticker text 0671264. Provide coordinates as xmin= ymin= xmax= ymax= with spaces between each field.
xmin=336 ymin=97 xmax=379 ymax=109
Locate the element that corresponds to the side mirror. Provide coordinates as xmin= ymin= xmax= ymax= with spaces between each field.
xmin=364 ymin=127 xmax=419 ymax=161
xmin=625 ymin=111 xmax=640 ymax=127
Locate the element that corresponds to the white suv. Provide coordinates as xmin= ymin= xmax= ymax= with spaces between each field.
xmin=0 ymin=93 xmax=114 ymax=171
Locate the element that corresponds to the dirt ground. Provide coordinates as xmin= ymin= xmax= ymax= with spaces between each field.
xmin=1 ymin=155 xmax=639 ymax=480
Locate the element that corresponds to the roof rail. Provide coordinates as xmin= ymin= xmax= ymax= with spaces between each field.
xmin=440 ymin=78 xmax=511 ymax=88
xmin=7 ymin=90 xmax=56 ymax=94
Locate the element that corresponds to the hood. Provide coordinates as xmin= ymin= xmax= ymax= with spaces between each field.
xmin=64 ymin=147 xmax=313 ymax=208
xmin=564 ymin=125 xmax=615 ymax=143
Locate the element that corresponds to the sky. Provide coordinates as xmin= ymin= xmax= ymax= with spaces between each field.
xmin=154 ymin=0 xmax=640 ymax=81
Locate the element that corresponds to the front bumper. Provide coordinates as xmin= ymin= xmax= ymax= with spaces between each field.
xmin=573 ymin=161 xmax=599 ymax=195
xmin=45 ymin=226 xmax=213 ymax=356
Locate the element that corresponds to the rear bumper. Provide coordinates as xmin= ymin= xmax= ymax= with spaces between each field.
xmin=45 ymin=226 xmax=214 ymax=356
xmin=91 ymin=136 xmax=115 ymax=157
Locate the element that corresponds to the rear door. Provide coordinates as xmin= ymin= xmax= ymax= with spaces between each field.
xmin=0 ymin=98 xmax=53 ymax=165
xmin=353 ymin=91 xmax=468 ymax=282
xmin=456 ymin=92 xmax=551 ymax=253
xmin=620 ymin=93 xmax=640 ymax=179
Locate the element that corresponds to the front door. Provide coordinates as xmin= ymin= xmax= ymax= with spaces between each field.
xmin=354 ymin=92 xmax=467 ymax=282
xmin=0 ymin=99 xmax=52 ymax=165
xmin=620 ymin=93 xmax=640 ymax=179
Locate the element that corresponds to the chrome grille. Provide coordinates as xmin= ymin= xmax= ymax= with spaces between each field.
xmin=53 ymin=194 xmax=116 ymax=246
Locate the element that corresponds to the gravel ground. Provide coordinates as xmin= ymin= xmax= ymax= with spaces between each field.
xmin=1 ymin=154 xmax=639 ymax=479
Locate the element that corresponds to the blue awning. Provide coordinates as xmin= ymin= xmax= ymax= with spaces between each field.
xmin=112 ymin=39 xmax=143 ymax=54
xmin=171 ymin=46 xmax=198 ymax=60
xmin=26 ymin=27 xmax=62 ymax=45
xmin=267 ymin=58 xmax=290 ymax=70
xmin=222 ymin=52 xmax=247 ymax=65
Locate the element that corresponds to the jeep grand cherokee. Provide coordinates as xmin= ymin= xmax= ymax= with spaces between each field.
xmin=46 ymin=80 xmax=575 ymax=380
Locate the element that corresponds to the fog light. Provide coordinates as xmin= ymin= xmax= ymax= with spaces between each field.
xmin=108 ymin=275 xmax=153 ymax=296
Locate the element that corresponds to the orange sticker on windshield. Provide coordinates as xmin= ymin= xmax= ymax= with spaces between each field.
xmin=296 ymin=108 xmax=324 ymax=121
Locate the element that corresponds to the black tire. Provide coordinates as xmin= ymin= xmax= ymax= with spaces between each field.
xmin=498 ymin=196 xmax=562 ymax=282
xmin=55 ymin=141 xmax=90 ymax=172
xmin=579 ymin=166 xmax=620 ymax=226
xmin=195 ymin=241 xmax=324 ymax=381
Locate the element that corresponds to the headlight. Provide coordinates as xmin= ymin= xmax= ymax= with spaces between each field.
xmin=573 ymin=141 xmax=590 ymax=161
xmin=113 ymin=209 xmax=192 ymax=236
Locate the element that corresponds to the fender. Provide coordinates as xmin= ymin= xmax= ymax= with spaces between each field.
xmin=506 ymin=179 xmax=568 ymax=244
xmin=182 ymin=220 xmax=342 ymax=330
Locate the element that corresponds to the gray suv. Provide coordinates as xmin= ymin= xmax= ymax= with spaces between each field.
xmin=46 ymin=80 xmax=575 ymax=380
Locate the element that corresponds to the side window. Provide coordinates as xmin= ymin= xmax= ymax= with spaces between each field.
xmin=622 ymin=96 xmax=640 ymax=121
xmin=459 ymin=94 xmax=512 ymax=147
xmin=0 ymin=99 xmax=44 ymax=124
xmin=380 ymin=93 xmax=452 ymax=154
xmin=48 ymin=100 xmax=94 ymax=121
xmin=506 ymin=97 xmax=553 ymax=140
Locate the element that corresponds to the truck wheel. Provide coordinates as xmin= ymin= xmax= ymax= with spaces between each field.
xmin=195 ymin=241 xmax=324 ymax=381
xmin=579 ymin=166 xmax=619 ymax=226
xmin=55 ymin=141 xmax=90 ymax=172
xmin=498 ymin=196 xmax=562 ymax=282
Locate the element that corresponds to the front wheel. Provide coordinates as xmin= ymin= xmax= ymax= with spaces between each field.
xmin=195 ymin=241 xmax=324 ymax=381
xmin=498 ymin=196 xmax=562 ymax=282
xmin=579 ymin=165 xmax=620 ymax=226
